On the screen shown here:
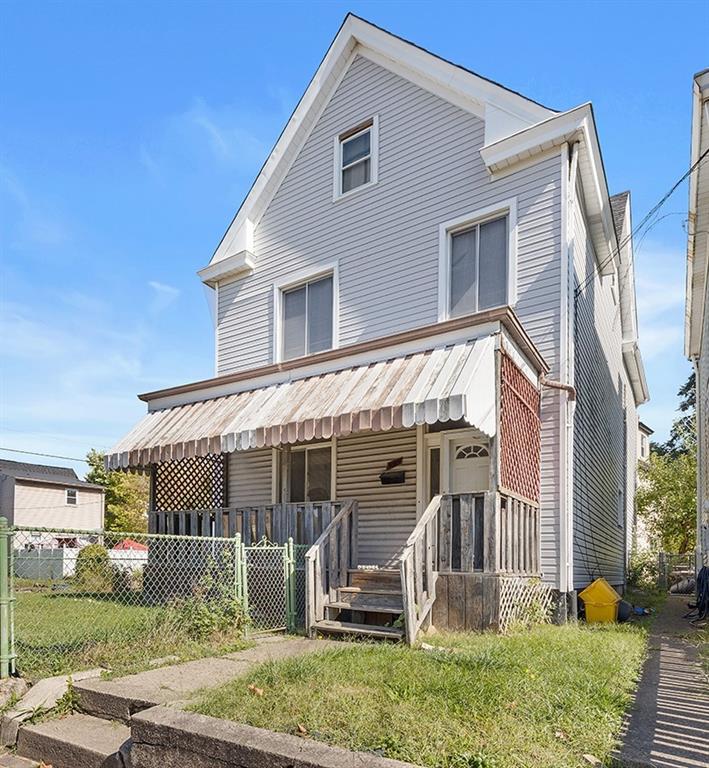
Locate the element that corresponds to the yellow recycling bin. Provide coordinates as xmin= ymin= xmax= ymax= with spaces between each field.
xmin=579 ymin=577 xmax=621 ymax=623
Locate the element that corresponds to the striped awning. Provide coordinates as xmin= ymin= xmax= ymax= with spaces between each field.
xmin=106 ymin=335 xmax=497 ymax=469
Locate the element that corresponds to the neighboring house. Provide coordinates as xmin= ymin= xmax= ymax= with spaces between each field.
xmin=0 ymin=459 xmax=104 ymax=536
xmin=686 ymin=68 xmax=709 ymax=569
xmin=108 ymin=15 xmax=647 ymax=640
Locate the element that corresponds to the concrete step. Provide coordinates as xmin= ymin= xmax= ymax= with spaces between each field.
xmin=313 ymin=619 xmax=404 ymax=641
xmin=0 ymin=754 xmax=41 ymax=768
xmin=16 ymin=713 xmax=130 ymax=768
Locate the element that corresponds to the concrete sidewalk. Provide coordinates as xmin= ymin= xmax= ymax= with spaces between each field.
xmin=615 ymin=596 xmax=708 ymax=768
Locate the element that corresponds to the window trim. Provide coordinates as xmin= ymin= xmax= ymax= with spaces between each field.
xmin=273 ymin=263 xmax=339 ymax=363
xmin=66 ymin=488 xmax=78 ymax=506
xmin=437 ymin=199 xmax=518 ymax=322
xmin=332 ymin=115 xmax=379 ymax=201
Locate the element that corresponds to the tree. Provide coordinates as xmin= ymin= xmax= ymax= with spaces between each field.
xmin=85 ymin=449 xmax=149 ymax=532
xmin=637 ymin=374 xmax=697 ymax=552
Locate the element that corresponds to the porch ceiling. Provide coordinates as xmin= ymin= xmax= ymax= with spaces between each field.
xmin=106 ymin=335 xmax=497 ymax=469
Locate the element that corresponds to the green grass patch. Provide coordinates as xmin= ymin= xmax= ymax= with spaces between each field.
xmin=191 ymin=622 xmax=648 ymax=768
xmin=14 ymin=589 xmax=248 ymax=681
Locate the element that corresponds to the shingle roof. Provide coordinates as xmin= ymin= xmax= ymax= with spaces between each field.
xmin=609 ymin=191 xmax=630 ymax=244
xmin=0 ymin=459 xmax=102 ymax=490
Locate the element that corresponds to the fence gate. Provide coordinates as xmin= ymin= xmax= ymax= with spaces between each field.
xmin=242 ymin=539 xmax=297 ymax=633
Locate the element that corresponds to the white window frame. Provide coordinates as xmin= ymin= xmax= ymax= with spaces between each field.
xmin=273 ymin=263 xmax=339 ymax=363
xmin=437 ymin=199 xmax=518 ymax=322
xmin=66 ymin=488 xmax=78 ymax=506
xmin=285 ymin=441 xmax=336 ymax=502
xmin=332 ymin=115 xmax=379 ymax=201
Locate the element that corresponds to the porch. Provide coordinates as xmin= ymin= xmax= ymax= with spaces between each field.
xmin=107 ymin=313 xmax=548 ymax=643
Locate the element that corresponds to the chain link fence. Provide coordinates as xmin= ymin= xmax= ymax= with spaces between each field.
xmin=0 ymin=520 xmax=304 ymax=682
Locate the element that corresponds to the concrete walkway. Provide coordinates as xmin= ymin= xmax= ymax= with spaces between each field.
xmin=616 ymin=596 xmax=709 ymax=768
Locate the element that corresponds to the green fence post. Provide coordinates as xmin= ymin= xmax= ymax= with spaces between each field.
xmin=0 ymin=517 xmax=15 ymax=678
xmin=285 ymin=538 xmax=296 ymax=633
xmin=241 ymin=541 xmax=249 ymax=617
xmin=233 ymin=533 xmax=242 ymax=601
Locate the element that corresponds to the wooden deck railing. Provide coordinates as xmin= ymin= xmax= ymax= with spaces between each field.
xmin=400 ymin=495 xmax=440 ymax=644
xmin=497 ymin=492 xmax=540 ymax=575
xmin=304 ymin=499 xmax=358 ymax=634
xmin=149 ymin=502 xmax=343 ymax=546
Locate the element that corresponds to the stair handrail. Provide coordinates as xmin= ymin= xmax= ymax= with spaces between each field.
xmin=304 ymin=498 xmax=358 ymax=636
xmin=399 ymin=495 xmax=441 ymax=644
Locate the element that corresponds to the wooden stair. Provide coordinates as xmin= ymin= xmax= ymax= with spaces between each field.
xmin=312 ymin=568 xmax=405 ymax=641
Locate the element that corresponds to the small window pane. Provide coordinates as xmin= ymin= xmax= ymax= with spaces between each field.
xmin=283 ymin=285 xmax=306 ymax=360
xmin=66 ymin=489 xmax=77 ymax=505
xmin=478 ymin=217 xmax=507 ymax=309
xmin=450 ymin=228 xmax=477 ymax=317
xmin=306 ymin=447 xmax=331 ymax=502
xmin=429 ymin=447 xmax=440 ymax=499
xmin=307 ymin=276 xmax=333 ymax=354
xmin=342 ymin=130 xmax=370 ymax=166
xmin=290 ymin=451 xmax=306 ymax=503
xmin=342 ymin=158 xmax=371 ymax=193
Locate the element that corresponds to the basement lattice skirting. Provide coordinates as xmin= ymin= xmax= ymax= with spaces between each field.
xmin=498 ymin=577 xmax=554 ymax=632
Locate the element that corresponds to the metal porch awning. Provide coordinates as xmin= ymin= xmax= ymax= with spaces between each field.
xmin=106 ymin=335 xmax=497 ymax=469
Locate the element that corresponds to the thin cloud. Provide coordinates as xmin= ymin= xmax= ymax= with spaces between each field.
xmin=148 ymin=280 xmax=181 ymax=313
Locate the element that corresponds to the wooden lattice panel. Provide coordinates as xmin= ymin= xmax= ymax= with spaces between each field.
xmin=499 ymin=353 xmax=541 ymax=502
xmin=152 ymin=454 xmax=226 ymax=511
xmin=498 ymin=576 xmax=554 ymax=632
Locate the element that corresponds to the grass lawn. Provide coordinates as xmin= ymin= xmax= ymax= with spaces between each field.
xmin=191 ymin=622 xmax=650 ymax=768
xmin=14 ymin=590 xmax=248 ymax=681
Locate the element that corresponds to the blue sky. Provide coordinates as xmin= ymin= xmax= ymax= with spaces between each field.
xmin=1 ymin=0 xmax=706 ymax=478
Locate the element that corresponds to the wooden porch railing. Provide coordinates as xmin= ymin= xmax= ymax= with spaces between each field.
xmin=304 ymin=499 xmax=358 ymax=635
xmin=400 ymin=495 xmax=440 ymax=645
xmin=497 ymin=491 xmax=540 ymax=575
xmin=149 ymin=502 xmax=343 ymax=546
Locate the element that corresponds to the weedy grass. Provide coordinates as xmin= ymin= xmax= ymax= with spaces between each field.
xmin=14 ymin=590 xmax=248 ymax=681
xmin=191 ymin=621 xmax=649 ymax=768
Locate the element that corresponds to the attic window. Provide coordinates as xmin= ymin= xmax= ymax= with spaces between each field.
xmin=66 ymin=489 xmax=77 ymax=506
xmin=334 ymin=117 xmax=379 ymax=199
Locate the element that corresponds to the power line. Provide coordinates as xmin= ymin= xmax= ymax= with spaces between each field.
xmin=0 ymin=447 xmax=89 ymax=464
xmin=575 ymin=145 xmax=709 ymax=298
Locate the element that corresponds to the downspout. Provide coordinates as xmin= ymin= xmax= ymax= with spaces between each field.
xmin=558 ymin=141 xmax=580 ymax=614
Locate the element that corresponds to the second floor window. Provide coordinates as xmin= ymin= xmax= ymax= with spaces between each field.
xmin=282 ymin=274 xmax=334 ymax=360
xmin=335 ymin=117 xmax=378 ymax=198
xmin=66 ymin=489 xmax=77 ymax=505
xmin=449 ymin=215 xmax=508 ymax=317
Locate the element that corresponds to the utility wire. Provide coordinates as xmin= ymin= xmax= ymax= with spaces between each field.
xmin=0 ymin=447 xmax=89 ymax=463
xmin=575 ymin=145 xmax=709 ymax=298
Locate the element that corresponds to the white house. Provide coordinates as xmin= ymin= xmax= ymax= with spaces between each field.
xmin=686 ymin=68 xmax=709 ymax=569
xmin=108 ymin=15 xmax=648 ymax=640
xmin=0 ymin=459 xmax=104 ymax=534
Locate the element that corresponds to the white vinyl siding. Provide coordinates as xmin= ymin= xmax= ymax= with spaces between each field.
xmin=336 ymin=428 xmax=418 ymax=567
xmin=13 ymin=483 xmax=103 ymax=531
xmin=572 ymin=178 xmax=633 ymax=589
xmin=216 ymin=53 xmax=563 ymax=584
xmin=227 ymin=449 xmax=273 ymax=507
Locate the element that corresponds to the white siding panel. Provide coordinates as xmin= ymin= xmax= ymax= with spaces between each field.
xmin=14 ymin=483 xmax=104 ymax=531
xmin=572 ymin=179 xmax=633 ymax=588
xmin=228 ymin=449 xmax=273 ymax=507
xmin=336 ymin=429 xmax=417 ymax=566
xmin=217 ymin=53 xmax=563 ymax=585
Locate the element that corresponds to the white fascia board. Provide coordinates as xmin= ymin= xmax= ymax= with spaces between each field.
xmin=197 ymin=250 xmax=255 ymax=288
xmin=618 ymin=195 xmax=639 ymax=344
xmin=206 ymin=14 xmax=556 ymax=271
xmin=622 ymin=340 xmax=650 ymax=405
xmin=481 ymin=103 xmax=619 ymax=275
xmin=685 ymin=70 xmax=709 ymax=358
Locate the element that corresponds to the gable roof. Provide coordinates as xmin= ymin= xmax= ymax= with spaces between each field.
xmin=0 ymin=459 xmax=103 ymax=490
xmin=199 ymin=13 xmax=558 ymax=285
xmin=609 ymin=191 xmax=630 ymax=243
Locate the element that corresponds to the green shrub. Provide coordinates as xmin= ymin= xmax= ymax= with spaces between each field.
xmin=176 ymin=594 xmax=246 ymax=641
xmin=627 ymin=550 xmax=658 ymax=590
xmin=74 ymin=544 xmax=113 ymax=593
